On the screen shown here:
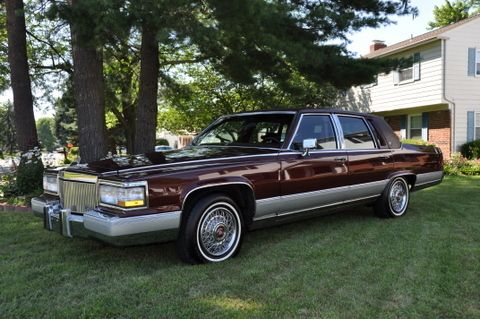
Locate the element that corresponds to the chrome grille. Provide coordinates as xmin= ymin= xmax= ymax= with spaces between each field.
xmin=59 ymin=173 xmax=98 ymax=214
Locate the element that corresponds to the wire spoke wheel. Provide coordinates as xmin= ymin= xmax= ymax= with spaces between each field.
xmin=196 ymin=202 xmax=241 ymax=261
xmin=389 ymin=179 xmax=408 ymax=215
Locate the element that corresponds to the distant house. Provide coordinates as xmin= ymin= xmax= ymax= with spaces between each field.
xmin=339 ymin=15 xmax=480 ymax=158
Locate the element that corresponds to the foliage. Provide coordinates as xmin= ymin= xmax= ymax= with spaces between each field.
xmin=460 ymin=139 xmax=480 ymax=159
xmin=22 ymin=0 xmax=418 ymax=158
xmin=15 ymin=147 xmax=44 ymax=195
xmin=0 ymin=2 xmax=9 ymax=91
xmin=0 ymin=171 xmax=41 ymax=205
xmin=0 ymin=173 xmax=19 ymax=199
xmin=1 ymin=176 xmax=479 ymax=318
xmin=444 ymin=153 xmax=480 ymax=175
xmin=36 ymin=117 xmax=57 ymax=151
xmin=401 ymin=139 xmax=435 ymax=146
xmin=159 ymin=64 xmax=340 ymax=133
xmin=54 ymin=78 xmax=78 ymax=147
xmin=156 ymin=138 xmax=169 ymax=146
xmin=428 ymin=0 xmax=480 ymax=29
xmin=0 ymin=102 xmax=17 ymax=156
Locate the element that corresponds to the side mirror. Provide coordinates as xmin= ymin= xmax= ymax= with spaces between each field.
xmin=302 ymin=138 xmax=316 ymax=157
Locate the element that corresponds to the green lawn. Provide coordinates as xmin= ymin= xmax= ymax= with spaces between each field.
xmin=1 ymin=176 xmax=479 ymax=319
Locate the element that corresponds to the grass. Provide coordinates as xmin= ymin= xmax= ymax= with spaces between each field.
xmin=1 ymin=176 xmax=479 ymax=319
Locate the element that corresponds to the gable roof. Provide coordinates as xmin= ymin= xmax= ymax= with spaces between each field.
xmin=364 ymin=14 xmax=480 ymax=58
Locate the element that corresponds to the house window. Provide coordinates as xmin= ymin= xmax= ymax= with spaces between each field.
xmin=399 ymin=67 xmax=413 ymax=82
xmin=477 ymin=50 xmax=480 ymax=76
xmin=394 ymin=52 xmax=420 ymax=84
xmin=408 ymin=114 xmax=422 ymax=140
xmin=476 ymin=112 xmax=480 ymax=139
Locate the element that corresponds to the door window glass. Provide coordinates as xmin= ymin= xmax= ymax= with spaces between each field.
xmin=290 ymin=115 xmax=337 ymax=151
xmin=338 ymin=116 xmax=376 ymax=149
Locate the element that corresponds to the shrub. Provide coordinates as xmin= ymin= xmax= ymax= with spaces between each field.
xmin=15 ymin=147 xmax=44 ymax=195
xmin=444 ymin=153 xmax=480 ymax=176
xmin=0 ymin=173 xmax=19 ymax=198
xmin=401 ymin=139 xmax=435 ymax=146
xmin=156 ymin=138 xmax=169 ymax=146
xmin=460 ymin=140 xmax=480 ymax=160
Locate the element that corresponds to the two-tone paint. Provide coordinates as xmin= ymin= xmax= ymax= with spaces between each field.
xmin=35 ymin=109 xmax=444 ymax=245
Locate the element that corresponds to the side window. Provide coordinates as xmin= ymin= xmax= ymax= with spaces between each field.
xmin=338 ymin=116 xmax=376 ymax=149
xmin=290 ymin=115 xmax=337 ymax=151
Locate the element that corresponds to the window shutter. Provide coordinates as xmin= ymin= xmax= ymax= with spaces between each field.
xmin=467 ymin=111 xmax=475 ymax=142
xmin=422 ymin=112 xmax=429 ymax=141
xmin=468 ymin=48 xmax=476 ymax=77
xmin=400 ymin=115 xmax=407 ymax=139
xmin=413 ymin=52 xmax=421 ymax=81
xmin=393 ymin=70 xmax=399 ymax=85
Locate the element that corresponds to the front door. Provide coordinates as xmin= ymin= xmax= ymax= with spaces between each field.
xmin=278 ymin=114 xmax=349 ymax=215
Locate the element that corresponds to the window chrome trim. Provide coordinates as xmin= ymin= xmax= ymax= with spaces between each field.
xmin=331 ymin=114 xmax=346 ymax=149
xmin=194 ymin=144 xmax=282 ymax=151
xmin=97 ymin=179 xmax=149 ymax=212
xmin=286 ymin=113 xmax=340 ymax=151
xmin=335 ymin=114 xmax=379 ymax=150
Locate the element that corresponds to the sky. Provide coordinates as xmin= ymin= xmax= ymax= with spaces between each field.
xmin=347 ymin=0 xmax=446 ymax=56
xmin=1 ymin=0 xmax=446 ymax=119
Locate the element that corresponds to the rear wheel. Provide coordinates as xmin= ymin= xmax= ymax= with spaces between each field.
xmin=374 ymin=177 xmax=410 ymax=218
xmin=176 ymin=194 xmax=244 ymax=264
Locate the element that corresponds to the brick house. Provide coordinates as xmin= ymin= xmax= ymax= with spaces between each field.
xmin=339 ymin=15 xmax=480 ymax=158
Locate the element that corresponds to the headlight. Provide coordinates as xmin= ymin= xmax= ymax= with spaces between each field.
xmin=43 ymin=174 xmax=58 ymax=194
xmin=98 ymin=182 xmax=147 ymax=209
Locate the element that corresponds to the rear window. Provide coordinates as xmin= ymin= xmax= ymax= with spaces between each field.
xmin=369 ymin=117 xmax=401 ymax=149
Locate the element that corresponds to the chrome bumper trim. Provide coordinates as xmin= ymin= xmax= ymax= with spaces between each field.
xmin=83 ymin=210 xmax=181 ymax=237
xmin=32 ymin=196 xmax=59 ymax=218
xmin=31 ymin=196 xmax=181 ymax=244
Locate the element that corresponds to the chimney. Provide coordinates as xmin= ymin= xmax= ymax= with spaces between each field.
xmin=370 ymin=40 xmax=387 ymax=53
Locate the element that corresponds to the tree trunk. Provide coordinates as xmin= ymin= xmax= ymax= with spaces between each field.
xmin=134 ymin=24 xmax=159 ymax=154
xmin=5 ymin=0 xmax=39 ymax=152
xmin=69 ymin=0 xmax=107 ymax=163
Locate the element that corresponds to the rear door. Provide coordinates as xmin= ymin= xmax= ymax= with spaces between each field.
xmin=335 ymin=115 xmax=394 ymax=199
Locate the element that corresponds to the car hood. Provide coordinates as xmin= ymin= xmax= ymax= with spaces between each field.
xmin=65 ymin=146 xmax=278 ymax=175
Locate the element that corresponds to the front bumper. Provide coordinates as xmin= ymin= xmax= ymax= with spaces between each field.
xmin=31 ymin=196 xmax=181 ymax=246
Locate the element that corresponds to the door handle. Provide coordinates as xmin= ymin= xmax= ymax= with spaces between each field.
xmin=334 ymin=157 xmax=347 ymax=163
xmin=380 ymin=155 xmax=391 ymax=160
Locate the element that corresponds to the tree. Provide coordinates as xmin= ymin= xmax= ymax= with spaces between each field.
xmin=428 ymin=0 xmax=480 ymax=29
xmin=0 ymin=4 xmax=9 ymax=91
xmin=26 ymin=0 xmax=417 ymax=159
xmin=5 ymin=0 xmax=39 ymax=152
xmin=67 ymin=0 xmax=108 ymax=163
xmin=0 ymin=102 xmax=16 ymax=157
xmin=159 ymin=64 xmax=340 ymax=133
xmin=54 ymin=77 xmax=78 ymax=147
xmin=132 ymin=0 xmax=417 ymax=152
xmin=133 ymin=22 xmax=159 ymax=154
xmin=36 ymin=117 xmax=57 ymax=151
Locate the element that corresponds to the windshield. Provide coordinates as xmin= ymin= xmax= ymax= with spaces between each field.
xmin=193 ymin=113 xmax=295 ymax=148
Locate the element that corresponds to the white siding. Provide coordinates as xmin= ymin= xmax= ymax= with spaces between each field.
xmin=443 ymin=18 xmax=480 ymax=150
xmin=369 ymin=41 xmax=443 ymax=112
